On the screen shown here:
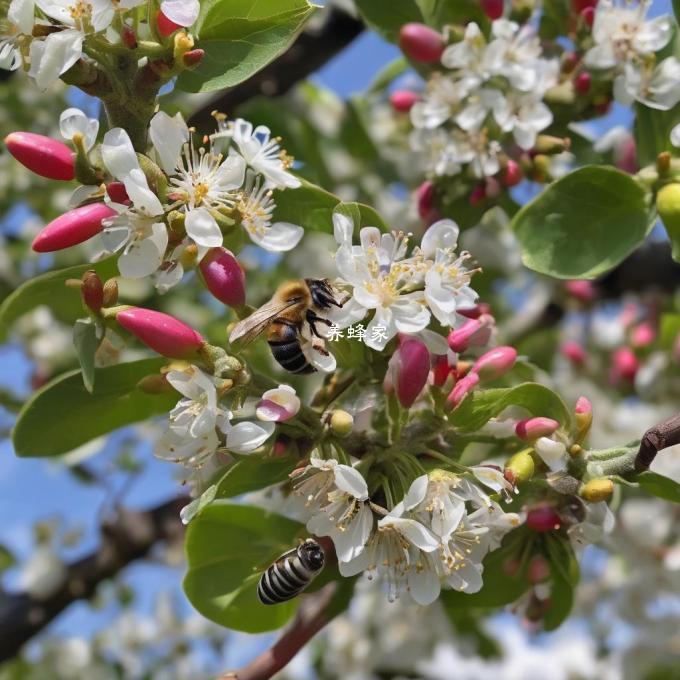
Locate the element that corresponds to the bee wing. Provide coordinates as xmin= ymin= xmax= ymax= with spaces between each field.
xmin=229 ymin=298 xmax=299 ymax=346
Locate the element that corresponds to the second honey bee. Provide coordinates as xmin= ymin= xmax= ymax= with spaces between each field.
xmin=228 ymin=279 xmax=344 ymax=374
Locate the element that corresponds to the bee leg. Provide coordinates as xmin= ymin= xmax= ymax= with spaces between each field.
xmin=306 ymin=310 xmax=333 ymax=338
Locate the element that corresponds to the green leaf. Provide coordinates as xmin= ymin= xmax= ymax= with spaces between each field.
xmin=272 ymin=181 xmax=339 ymax=233
xmin=634 ymin=102 xmax=680 ymax=166
xmin=183 ymin=502 xmax=305 ymax=632
xmin=511 ymin=166 xmax=654 ymax=279
xmin=73 ymin=319 xmax=98 ymax=393
xmin=354 ymin=0 xmax=424 ymax=41
xmin=416 ymin=0 xmax=488 ymax=28
xmin=177 ymin=0 xmax=315 ymax=93
xmin=544 ymin=536 xmax=579 ymax=630
xmin=450 ymin=382 xmax=573 ymax=432
xmin=13 ymin=358 xmax=176 ymax=457
xmin=367 ymin=57 xmax=409 ymax=93
xmin=215 ymin=453 xmax=299 ymax=499
xmin=335 ymin=201 xmax=391 ymax=232
xmin=637 ymin=471 xmax=680 ymax=503
xmin=0 ymin=259 xmax=118 ymax=342
xmin=660 ymin=313 xmax=680 ymax=350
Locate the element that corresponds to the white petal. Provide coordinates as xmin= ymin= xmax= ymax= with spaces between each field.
xmin=420 ymin=220 xmax=459 ymax=256
xmin=102 ymin=128 xmax=140 ymax=179
xmin=161 ymin=0 xmax=200 ymax=27
xmin=226 ymin=421 xmax=275 ymax=453
xmin=333 ymin=465 xmax=368 ymax=500
xmin=333 ymin=503 xmax=374 ymax=562
xmin=534 ymin=437 xmax=568 ymax=472
xmin=9 ymin=0 xmax=35 ymax=34
xmin=671 ymin=124 xmax=680 ymax=148
xmin=333 ymin=211 xmax=354 ymax=245
xmin=185 ymin=208 xmax=223 ymax=248
xmin=215 ymin=154 xmax=246 ymax=190
xmin=408 ymin=563 xmax=441 ymax=605
xmin=382 ymin=517 xmax=439 ymax=552
xmin=29 ymin=30 xmax=82 ymax=91
xmin=60 ymin=107 xmax=99 ymax=150
xmin=364 ymin=307 xmax=396 ymax=351
xmin=402 ymin=475 xmax=429 ymax=511
xmin=149 ymin=111 xmax=189 ymax=175
xmin=246 ymin=222 xmax=304 ymax=252
xmin=124 ymin=169 xmax=164 ymax=216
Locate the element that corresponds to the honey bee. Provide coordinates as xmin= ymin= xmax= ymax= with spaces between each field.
xmin=257 ymin=539 xmax=325 ymax=605
xmin=229 ymin=279 xmax=344 ymax=374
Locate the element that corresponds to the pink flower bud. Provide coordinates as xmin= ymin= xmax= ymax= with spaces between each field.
xmin=515 ymin=417 xmax=560 ymax=441
xmin=575 ymin=395 xmax=593 ymax=441
xmin=459 ymin=303 xmax=492 ymax=319
xmin=32 ymin=203 xmax=117 ymax=252
xmin=610 ymin=347 xmax=639 ymax=384
xmin=615 ymin=136 xmax=638 ymax=174
xmin=106 ymin=182 xmax=130 ymax=204
xmin=390 ymin=90 xmax=419 ymax=112
xmin=471 ymin=346 xmax=517 ymax=382
xmin=199 ymin=247 xmax=246 ymax=308
xmin=447 ymin=315 xmax=494 ymax=353
xmin=446 ymin=372 xmax=479 ymax=410
xmin=525 ymin=505 xmax=562 ymax=532
xmin=480 ymin=0 xmax=504 ymax=19
xmin=575 ymin=395 xmax=592 ymax=416
xmin=501 ymin=159 xmax=523 ymax=187
xmin=116 ymin=308 xmax=205 ymax=358
xmin=581 ymin=6 xmax=595 ymax=26
xmin=630 ymin=321 xmax=655 ymax=349
xmin=385 ymin=337 xmax=430 ymax=408
xmin=157 ymin=9 xmax=182 ymax=37
xmin=573 ymin=71 xmax=592 ymax=94
xmin=399 ymin=23 xmax=445 ymax=63
xmin=564 ymin=279 xmax=595 ymax=302
xmin=183 ymin=49 xmax=205 ymax=68
xmin=5 ymin=132 xmax=75 ymax=181
xmin=571 ymin=0 xmax=597 ymax=10
xmin=527 ymin=555 xmax=551 ymax=584
xmin=561 ymin=340 xmax=587 ymax=366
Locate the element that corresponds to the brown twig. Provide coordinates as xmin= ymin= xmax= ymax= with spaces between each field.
xmin=0 ymin=497 xmax=186 ymax=662
xmin=635 ymin=413 xmax=680 ymax=472
xmin=219 ymin=583 xmax=338 ymax=680
xmin=188 ymin=9 xmax=364 ymax=131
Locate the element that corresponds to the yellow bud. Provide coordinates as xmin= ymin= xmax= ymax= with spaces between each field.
xmin=657 ymin=182 xmax=680 ymax=261
xmin=580 ymin=478 xmax=614 ymax=502
xmin=180 ymin=244 xmax=199 ymax=270
xmin=329 ymin=410 xmax=354 ymax=438
xmin=102 ymin=278 xmax=119 ymax=307
xmin=504 ymin=450 xmax=535 ymax=485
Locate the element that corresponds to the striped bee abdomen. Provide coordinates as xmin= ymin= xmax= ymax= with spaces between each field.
xmin=258 ymin=539 xmax=325 ymax=605
xmin=267 ymin=320 xmax=315 ymax=374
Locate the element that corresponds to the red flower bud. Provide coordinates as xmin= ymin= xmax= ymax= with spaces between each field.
xmin=157 ymin=9 xmax=182 ymax=37
xmin=501 ymin=159 xmax=523 ymax=187
xmin=432 ymin=355 xmax=453 ymax=387
xmin=515 ymin=417 xmax=560 ymax=441
xmin=32 ymin=203 xmax=117 ymax=252
xmin=561 ymin=340 xmax=587 ymax=366
xmin=199 ymin=247 xmax=246 ymax=308
xmin=106 ymin=181 xmax=130 ymax=205
xmin=446 ymin=372 xmax=479 ymax=410
xmin=525 ymin=505 xmax=562 ymax=532
xmin=571 ymin=0 xmax=597 ymax=11
xmin=399 ymin=23 xmax=445 ymax=63
xmin=573 ymin=71 xmax=592 ymax=94
xmin=580 ymin=6 xmax=595 ymax=27
xmin=183 ymin=48 xmax=205 ymax=68
xmin=5 ymin=132 xmax=75 ymax=181
xmin=471 ymin=346 xmax=517 ymax=382
xmin=390 ymin=90 xmax=419 ymax=113
xmin=459 ymin=303 xmax=492 ymax=319
xmin=396 ymin=337 xmax=430 ymax=408
xmin=469 ymin=183 xmax=486 ymax=206
xmin=116 ymin=307 xmax=205 ymax=359
xmin=447 ymin=315 xmax=494 ymax=353
xmin=480 ymin=0 xmax=504 ymax=20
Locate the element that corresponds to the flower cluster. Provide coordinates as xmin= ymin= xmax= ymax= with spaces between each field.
xmin=0 ymin=0 xmax=200 ymax=89
xmin=27 ymin=108 xmax=303 ymax=292
xmin=409 ymin=19 xmax=559 ymax=181
xmin=584 ymin=0 xmax=680 ymax=110
xmin=293 ymin=457 xmax=520 ymax=604
xmin=329 ymin=213 xmax=478 ymax=350
xmin=155 ymin=365 xmax=300 ymax=496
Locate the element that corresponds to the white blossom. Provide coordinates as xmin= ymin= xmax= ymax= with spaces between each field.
xmin=0 ymin=0 xmax=34 ymax=71
xmin=59 ymin=106 xmax=99 ymax=151
xmin=161 ymin=0 xmax=200 ymax=27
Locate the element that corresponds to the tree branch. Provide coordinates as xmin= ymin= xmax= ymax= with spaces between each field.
xmin=220 ymin=583 xmax=338 ymax=680
xmin=635 ymin=414 xmax=680 ymax=472
xmin=0 ymin=497 xmax=186 ymax=662
xmin=188 ymin=9 xmax=364 ymax=131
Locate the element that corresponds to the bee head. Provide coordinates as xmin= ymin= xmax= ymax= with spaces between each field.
xmin=298 ymin=539 xmax=325 ymax=571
